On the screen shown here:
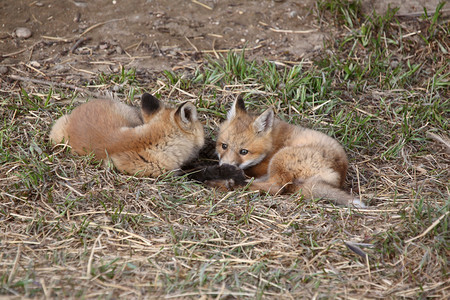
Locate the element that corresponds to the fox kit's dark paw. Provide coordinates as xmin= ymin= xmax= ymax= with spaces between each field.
xmin=204 ymin=178 xmax=236 ymax=191
xmin=214 ymin=164 xmax=247 ymax=186
xmin=203 ymin=164 xmax=247 ymax=191
xmin=184 ymin=163 xmax=247 ymax=190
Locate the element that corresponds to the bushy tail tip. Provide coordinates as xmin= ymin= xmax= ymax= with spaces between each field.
xmin=49 ymin=115 xmax=70 ymax=144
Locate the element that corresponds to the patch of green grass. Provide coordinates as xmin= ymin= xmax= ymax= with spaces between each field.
xmin=95 ymin=67 xmax=137 ymax=86
xmin=89 ymin=67 xmax=141 ymax=100
xmin=163 ymin=70 xmax=192 ymax=90
xmin=330 ymin=109 xmax=377 ymax=150
xmin=3 ymin=136 xmax=52 ymax=197
xmin=317 ymin=1 xmax=449 ymax=94
xmin=317 ymin=0 xmax=363 ymax=29
xmin=91 ymin=258 xmax=120 ymax=279
xmin=422 ymin=1 xmax=448 ymax=41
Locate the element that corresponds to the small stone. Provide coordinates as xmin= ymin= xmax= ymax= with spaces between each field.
xmin=0 ymin=66 xmax=8 ymax=74
xmin=72 ymin=1 xmax=87 ymax=8
xmin=73 ymin=12 xmax=81 ymax=22
xmin=52 ymin=64 xmax=70 ymax=73
xmin=30 ymin=61 xmax=41 ymax=68
xmin=288 ymin=10 xmax=298 ymax=18
xmin=390 ymin=59 xmax=399 ymax=69
xmin=115 ymin=46 xmax=123 ymax=54
xmin=15 ymin=27 xmax=32 ymax=39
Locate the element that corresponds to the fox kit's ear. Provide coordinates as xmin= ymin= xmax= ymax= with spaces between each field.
xmin=141 ymin=93 xmax=161 ymax=117
xmin=227 ymin=95 xmax=246 ymax=119
xmin=176 ymin=102 xmax=198 ymax=126
xmin=253 ymin=109 xmax=274 ymax=134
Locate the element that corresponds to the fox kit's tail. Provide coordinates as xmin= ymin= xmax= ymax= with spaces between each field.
xmin=248 ymin=177 xmax=365 ymax=208
xmin=49 ymin=115 xmax=70 ymax=144
xmin=293 ymin=178 xmax=365 ymax=208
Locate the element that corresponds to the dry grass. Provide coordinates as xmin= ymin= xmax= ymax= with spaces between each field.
xmin=1 ymin=2 xmax=449 ymax=299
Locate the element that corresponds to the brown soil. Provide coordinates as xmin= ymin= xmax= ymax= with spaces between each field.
xmin=1 ymin=0 xmax=442 ymax=78
xmin=1 ymin=0 xmax=323 ymax=79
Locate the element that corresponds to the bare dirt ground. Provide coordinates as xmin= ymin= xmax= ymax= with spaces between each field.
xmin=1 ymin=0 xmax=442 ymax=78
xmin=1 ymin=0 xmax=324 ymax=79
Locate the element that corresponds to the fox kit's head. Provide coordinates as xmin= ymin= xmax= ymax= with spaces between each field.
xmin=140 ymin=93 xmax=205 ymax=155
xmin=216 ymin=96 xmax=274 ymax=169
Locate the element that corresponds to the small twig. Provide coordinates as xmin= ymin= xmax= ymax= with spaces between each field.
xmin=182 ymin=44 xmax=263 ymax=54
xmin=94 ymin=278 xmax=136 ymax=292
xmin=269 ymin=27 xmax=318 ymax=34
xmin=211 ymin=38 xmax=220 ymax=59
xmin=70 ymin=37 xmax=91 ymax=53
xmin=208 ymin=33 xmax=223 ymax=38
xmin=191 ymin=0 xmax=212 ymax=10
xmin=41 ymin=36 xmax=71 ymax=42
xmin=25 ymin=63 xmax=46 ymax=76
xmin=184 ymin=36 xmax=199 ymax=52
xmin=40 ymin=278 xmax=50 ymax=298
xmin=153 ymin=41 xmax=163 ymax=56
xmin=2 ymin=48 xmax=27 ymax=58
xmin=355 ymin=164 xmax=363 ymax=205
xmin=61 ymin=182 xmax=86 ymax=197
xmin=401 ymin=31 xmax=421 ymax=38
xmin=98 ymin=224 xmax=153 ymax=246
xmin=31 ymin=13 xmax=43 ymax=25
xmin=405 ymin=211 xmax=449 ymax=243
xmin=259 ymin=21 xmax=317 ymax=34
xmin=8 ymin=244 xmax=22 ymax=284
xmin=86 ymin=232 xmax=103 ymax=277
xmin=366 ymin=252 xmax=372 ymax=281
xmin=125 ymin=40 xmax=142 ymax=51
xmin=68 ymin=64 xmax=96 ymax=75
xmin=352 ymin=105 xmax=397 ymax=125
xmin=80 ymin=18 xmax=125 ymax=37
xmin=215 ymin=282 xmax=226 ymax=300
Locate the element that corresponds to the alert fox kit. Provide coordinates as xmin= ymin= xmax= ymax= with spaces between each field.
xmin=49 ymin=93 xmax=205 ymax=176
xmin=216 ymin=97 xmax=365 ymax=207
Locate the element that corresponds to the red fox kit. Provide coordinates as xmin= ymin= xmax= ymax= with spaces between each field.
xmin=215 ymin=97 xmax=365 ymax=207
xmin=49 ymin=93 xmax=205 ymax=177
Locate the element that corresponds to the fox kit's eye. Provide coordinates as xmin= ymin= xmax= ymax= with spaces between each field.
xmin=239 ymin=149 xmax=248 ymax=155
xmin=221 ymin=143 xmax=228 ymax=150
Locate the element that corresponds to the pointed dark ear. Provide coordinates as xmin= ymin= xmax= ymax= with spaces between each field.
xmin=175 ymin=102 xmax=198 ymax=125
xmin=253 ymin=109 xmax=274 ymax=134
xmin=227 ymin=95 xmax=246 ymax=119
xmin=141 ymin=93 xmax=161 ymax=116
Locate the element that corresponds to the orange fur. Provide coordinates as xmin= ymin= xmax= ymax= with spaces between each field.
xmin=49 ymin=93 xmax=205 ymax=177
xmin=215 ymin=97 xmax=365 ymax=207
